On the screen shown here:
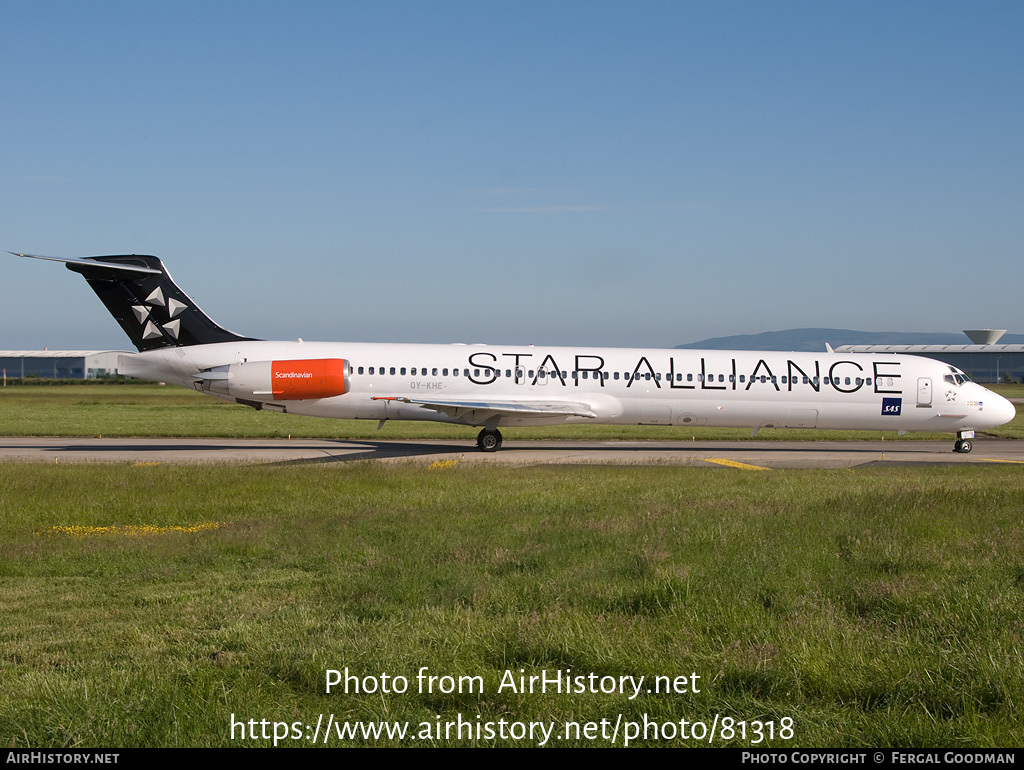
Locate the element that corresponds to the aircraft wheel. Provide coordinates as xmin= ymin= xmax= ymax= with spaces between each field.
xmin=477 ymin=428 xmax=502 ymax=452
xmin=954 ymin=439 xmax=973 ymax=454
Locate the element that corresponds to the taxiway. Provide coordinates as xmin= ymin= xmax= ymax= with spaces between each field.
xmin=0 ymin=437 xmax=1021 ymax=468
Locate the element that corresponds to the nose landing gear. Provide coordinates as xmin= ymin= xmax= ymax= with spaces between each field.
xmin=954 ymin=431 xmax=974 ymax=454
xmin=477 ymin=428 xmax=503 ymax=452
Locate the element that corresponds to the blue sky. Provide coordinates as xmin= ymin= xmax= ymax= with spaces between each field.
xmin=3 ymin=1 xmax=1022 ymax=350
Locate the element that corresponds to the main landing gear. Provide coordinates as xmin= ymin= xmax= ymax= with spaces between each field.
xmin=954 ymin=431 xmax=974 ymax=454
xmin=477 ymin=428 xmax=503 ymax=452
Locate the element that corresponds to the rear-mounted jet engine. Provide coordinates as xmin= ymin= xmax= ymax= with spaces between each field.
xmin=196 ymin=358 xmax=350 ymax=401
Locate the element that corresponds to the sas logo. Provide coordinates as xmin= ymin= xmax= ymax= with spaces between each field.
xmin=881 ymin=398 xmax=902 ymax=416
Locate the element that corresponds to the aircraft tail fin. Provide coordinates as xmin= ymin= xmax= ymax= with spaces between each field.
xmin=12 ymin=252 xmax=257 ymax=352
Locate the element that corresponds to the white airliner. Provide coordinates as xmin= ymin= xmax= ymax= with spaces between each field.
xmin=14 ymin=252 xmax=1016 ymax=453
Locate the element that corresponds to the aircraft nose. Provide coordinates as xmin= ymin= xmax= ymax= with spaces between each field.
xmin=985 ymin=391 xmax=1017 ymax=429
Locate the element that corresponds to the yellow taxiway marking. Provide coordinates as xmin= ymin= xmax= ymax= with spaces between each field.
xmin=39 ymin=523 xmax=224 ymax=538
xmin=703 ymin=458 xmax=771 ymax=471
xmin=979 ymin=459 xmax=1024 ymax=465
xmin=428 ymin=459 xmax=459 ymax=470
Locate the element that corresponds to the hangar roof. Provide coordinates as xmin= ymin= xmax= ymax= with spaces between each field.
xmin=0 ymin=350 xmax=132 ymax=358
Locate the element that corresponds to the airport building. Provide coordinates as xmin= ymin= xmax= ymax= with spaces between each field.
xmin=0 ymin=350 xmax=130 ymax=380
xmin=837 ymin=330 xmax=1023 ymax=384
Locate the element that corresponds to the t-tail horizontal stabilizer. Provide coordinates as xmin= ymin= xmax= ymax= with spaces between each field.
xmin=11 ymin=252 xmax=257 ymax=352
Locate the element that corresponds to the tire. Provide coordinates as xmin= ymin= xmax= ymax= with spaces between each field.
xmin=477 ymin=429 xmax=502 ymax=452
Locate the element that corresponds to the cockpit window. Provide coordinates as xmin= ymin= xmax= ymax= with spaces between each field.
xmin=944 ymin=370 xmax=972 ymax=386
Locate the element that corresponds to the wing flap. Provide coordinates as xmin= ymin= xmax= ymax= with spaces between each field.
xmin=371 ymin=396 xmax=597 ymax=420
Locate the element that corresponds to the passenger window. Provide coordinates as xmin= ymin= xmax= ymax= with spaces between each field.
xmin=389 ymin=367 xmax=396 ymax=375
xmin=432 ymin=368 xmax=438 ymax=376
xmin=443 ymin=368 xmax=449 ymax=376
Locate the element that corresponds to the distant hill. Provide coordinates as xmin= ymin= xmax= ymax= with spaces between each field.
xmin=676 ymin=328 xmax=1024 ymax=352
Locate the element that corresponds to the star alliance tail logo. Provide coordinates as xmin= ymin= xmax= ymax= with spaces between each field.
xmin=133 ymin=285 xmax=189 ymax=341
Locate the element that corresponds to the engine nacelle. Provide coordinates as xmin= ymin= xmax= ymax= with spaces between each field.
xmin=199 ymin=358 xmax=350 ymax=401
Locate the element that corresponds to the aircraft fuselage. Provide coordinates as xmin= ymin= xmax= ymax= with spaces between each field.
xmin=120 ymin=340 xmax=1015 ymax=435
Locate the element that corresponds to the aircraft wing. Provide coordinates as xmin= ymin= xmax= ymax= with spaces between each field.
xmin=371 ymin=396 xmax=597 ymax=421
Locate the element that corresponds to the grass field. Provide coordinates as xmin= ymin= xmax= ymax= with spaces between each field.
xmin=1 ymin=383 xmax=1021 ymax=440
xmin=2 ymin=384 xmax=1022 ymax=747
xmin=2 ymin=462 xmax=1024 ymax=747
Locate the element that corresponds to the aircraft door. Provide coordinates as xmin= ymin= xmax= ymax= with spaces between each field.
xmin=917 ymin=378 xmax=932 ymax=407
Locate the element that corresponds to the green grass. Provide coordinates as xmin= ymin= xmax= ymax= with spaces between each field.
xmin=1 ymin=383 xmax=1021 ymax=440
xmin=991 ymin=383 xmax=1024 ymax=398
xmin=2 ymin=463 xmax=1024 ymax=747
